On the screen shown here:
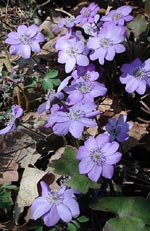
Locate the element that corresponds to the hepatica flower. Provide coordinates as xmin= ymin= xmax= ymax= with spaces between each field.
xmin=38 ymin=89 xmax=64 ymax=116
xmin=0 ymin=105 xmax=23 ymax=135
xmin=104 ymin=114 xmax=132 ymax=142
xmin=76 ymin=2 xmax=100 ymax=26
xmin=87 ymin=23 xmax=126 ymax=65
xmin=119 ymin=58 xmax=150 ymax=95
xmin=5 ymin=24 xmax=45 ymax=59
xmin=65 ymin=80 xmax=107 ymax=105
xmin=45 ymin=102 xmax=100 ymax=138
xmin=101 ymin=5 xmax=133 ymax=26
xmin=77 ymin=134 xmax=122 ymax=182
xmin=56 ymin=38 xmax=89 ymax=73
xmin=32 ymin=181 xmax=80 ymax=227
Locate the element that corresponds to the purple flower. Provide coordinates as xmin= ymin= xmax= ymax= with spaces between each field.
xmin=5 ymin=24 xmax=45 ymax=59
xmin=37 ymin=75 xmax=73 ymax=115
xmin=87 ymin=23 xmax=126 ymax=65
xmin=71 ymin=64 xmax=102 ymax=82
xmin=56 ymin=37 xmax=89 ymax=73
xmin=32 ymin=181 xmax=80 ymax=227
xmin=64 ymin=80 xmax=107 ymax=105
xmin=101 ymin=5 xmax=133 ymax=26
xmin=0 ymin=105 xmax=23 ymax=135
xmin=54 ymin=16 xmax=77 ymax=32
xmin=103 ymin=114 xmax=132 ymax=142
xmin=38 ymin=89 xmax=64 ymax=116
xmin=119 ymin=58 xmax=150 ymax=95
xmin=77 ymin=133 xmax=122 ymax=182
xmin=76 ymin=2 xmax=100 ymax=26
xmin=45 ymin=102 xmax=100 ymax=138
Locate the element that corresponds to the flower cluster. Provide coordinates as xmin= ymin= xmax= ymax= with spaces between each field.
xmin=5 ymin=3 xmax=149 ymax=229
xmin=32 ymin=181 xmax=80 ymax=227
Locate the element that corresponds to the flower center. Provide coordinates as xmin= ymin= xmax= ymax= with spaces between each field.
xmin=84 ymin=9 xmax=90 ymax=16
xmin=67 ymin=47 xmax=78 ymax=58
xmin=68 ymin=107 xmax=83 ymax=120
xmin=113 ymin=13 xmax=122 ymax=20
xmin=99 ymin=38 xmax=111 ymax=47
xmin=77 ymin=82 xmax=91 ymax=93
xmin=90 ymin=148 xmax=106 ymax=165
xmin=20 ymin=34 xmax=30 ymax=44
xmin=46 ymin=191 xmax=63 ymax=205
xmin=134 ymin=67 xmax=147 ymax=80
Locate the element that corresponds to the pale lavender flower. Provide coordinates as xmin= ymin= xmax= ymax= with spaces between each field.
xmin=82 ymin=14 xmax=102 ymax=36
xmin=104 ymin=114 xmax=132 ymax=142
xmin=0 ymin=105 xmax=23 ymax=135
xmin=37 ymin=75 xmax=72 ymax=115
xmin=38 ymin=89 xmax=64 ymax=116
xmin=76 ymin=2 xmax=100 ymax=26
xmin=119 ymin=58 xmax=150 ymax=95
xmin=77 ymin=133 xmax=122 ymax=182
xmin=45 ymin=102 xmax=100 ymax=138
xmin=54 ymin=16 xmax=77 ymax=31
xmin=32 ymin=181 xmax=80 ymax=227
xmin=56 ymin=38 xmax=89 ymax=73
xmin=71 ymin=64 xmax=102 ymax=82
xmin=87 ymin=23 xmax=126 ymax=65
xmin=5 ymin=24 xmax=45 ymax=59
xmin=101 ymin=5 xmax=133 ymax=26
xmin=65 ymin=80 xmax=107 ymax=105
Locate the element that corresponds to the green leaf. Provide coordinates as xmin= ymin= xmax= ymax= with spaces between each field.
xmin=2 ymin=182 xmax=18 ymax=190
xmin=52 ymin=146 xmax=79 ymax=176
xmin=66 ymin=173 xmax=100 ymax=194
xmin=45 ymin=69 xmax=59 ymax=79
xmin=25 ymin=79 xmax=37 ymax=88
xmin=128 ymin=15 xmax=148 ymax=37
xmin=41 ymin=69 xmax=60 ymax=90
xmin=76 ymin=215 xmax=89 ymax=223
xmin=103 ymin=217 xmax=150 ymax=231
xmin=90 ymin=197 xmax=150 ymax=224
xmin=67 ymin=223 xmax=78 ymax=231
